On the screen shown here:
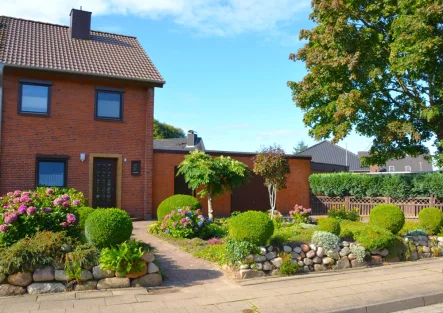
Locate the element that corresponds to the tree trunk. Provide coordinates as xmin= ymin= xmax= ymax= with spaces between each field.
xmin=207 ymin=194 xmax=214 ymax=220
xmin=268 ymin=184 xmax=277 ymax=218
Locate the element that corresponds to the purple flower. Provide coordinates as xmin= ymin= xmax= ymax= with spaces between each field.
xmin=46 ymin=188 xmax=54 ymax=195
xmin=12 ymin=197 xmax=20 ymax=204
xmin=26 ymin=207 xmax=37 ymax=215
xmin=13 ymin=190 xmax=21 ymax=197
xmin=33 ymin=193 xmax=38 ymax=198
xmin=0 ymin=224 xmax=8 ymax=233
xmin=17 ymin=205 xmax=27 ymax=214
xmin=4 ymin=212 xmax=18 ymax=224
xmin=62 ymin=201 xmax=70 ymax=207
xmin=53 ymin=198 xmax=63 ymax=206
xmin=72 ymin=200 xmax=80 ymax=205
xmin=43 ymin=207 xmax=52 ymax=213
xmin=61 ymin=222 xmax=69 ymax=228
xmin=21 ymin=192 xmax=31 ymax=197
xmin=20 ymin=196 xmax=32 ymax=203
xmin=66 ymin=213 xmax=76 ymax=224
xmin=61 ymin=194 xmax=70 ymax=201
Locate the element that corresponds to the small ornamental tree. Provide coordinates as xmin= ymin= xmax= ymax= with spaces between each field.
xmin=252 ymin=145 xmax=290 ymax=218
xmin=177 ymin=150 xmax=250 ymax=219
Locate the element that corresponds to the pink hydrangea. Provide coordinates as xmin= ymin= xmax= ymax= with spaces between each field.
xmin=17 ymin=205 xmax=27 ymax=214
xmin=13 ymin=190 xmax=21 ymax=197
xmin=62 ymin=201 xmax=70 ymax=207
xmin=21 ymin=192 xmax=31 ymax=197
xmin=4 ymin=212 xmax=18 ymax=224
xmin=0 ymin=224 xmax=8 ymax=233
xmin=26 ymin=207 xmax=37 ymax=215
xmin=20 ymin=196 xmax=32 ymax=203
xmin=53 ymin=198 xmax=63 ymax=206
xmin=6 ymin=192 xmax=13 ymax=197
xmin=173 ymin=222 xmax=178 ymax=227
xmin=61 ymin=222 xmax=69 ymax=228
xmin=46 ymin=188 xmax=54 ymax=195
xmin=12 ymin=197 xmax=20 ymax=204
xmin=72 ymin=200 xmax=80 ymax=205
xmin=195 ymin=209 xmax=201 ymax=214
xmin=66 ymin=213 xmax=76 ymax=224
xmin=43 ymin=207 xmax=52 ymax=213
xmin=61 ymin=194 xmax=70 ymax=201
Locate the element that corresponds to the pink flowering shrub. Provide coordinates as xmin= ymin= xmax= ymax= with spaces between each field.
xmin=289 ymin=204 xmax=311 ymax=224
xmin=160 ymin=207 xmax=211 ymax=238
xmin=207 ymin=237 xmax=223 ymax=245
xmin=0 ymin=187 xmax=86 ymax=246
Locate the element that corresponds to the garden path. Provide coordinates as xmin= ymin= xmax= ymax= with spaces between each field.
xmin=131 ymin=221 xmax=236 ymax=289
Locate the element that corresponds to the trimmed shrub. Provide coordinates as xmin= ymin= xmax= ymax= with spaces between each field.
xmin=311 ymin=231 xmax=340 ymax=252
xmin=369 ymin=204 xmax=405 ymax=234
xmin=77 ymin=207 xmax=95 ymax=229
xmin=228 ymin=211 xmax=274 ymax=245
xmin=157 ymin=194 xmax=202 ymax=222
xmin=355 ymin=225 xmax=396 ymax=250
xmin=85 ymin=209 xmax=133 ymax=248
xmin=339 ymin=220 xmax=365 ymax=240
xmin=317 ymin=217 xmax=341 ymax=236
xmin=418 ymin=207 xmax=443 ymax=235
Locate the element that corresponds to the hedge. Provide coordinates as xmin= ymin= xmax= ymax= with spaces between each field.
xmin=309 ymin=172 xmax=443 ymax=198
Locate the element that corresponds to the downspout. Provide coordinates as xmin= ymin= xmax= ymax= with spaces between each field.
xmin=0 ymin=64 xmax=3 ymax=152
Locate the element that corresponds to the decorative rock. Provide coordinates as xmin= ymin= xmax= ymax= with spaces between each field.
xmin=126 ymin=262 xmax=148 ymax=279
xmin=259 ymin=247 xmax=267 ymax=255
xmin=335 ymin=256 xmax=351 ymax=270
xmin=291 ymin=252 xmax=301 ymax=260
xmin=267 ymin=246 xmax=274 ymax=252
xmin=131 ymin=274 xmax=162 ymax=287
xmin=97 ymin=277 xmax=130 ymax=290
xmin=334 ymin=246 xmax=341 ymax=253
xmin=255 ymin=263 xmax=263 ymax=270
xmin=301 ymin=244 xmax=310 ymax=253
xmin=240 ymin=264 xmax=250 ymax=270
xmin=27 ymin=282 xmax=66 ymax=294
xmin=141 ymin=252 xmax=155 ymax=263
xmin=322 ymin=257 xmax=332 ymax=265
xmin=423 ymin=246 xmax=431 ymax=253
xmin=419 ymin=240 xmax=428 ymax=246
xmin=283 ymin=246 xmax=292 ymax=253
xmin=266 ymin=252 xmax=276 ymax=260
xmin=314 ymin=264 xmax=326 ymax=272
xmin=8 ymin=272 xmax=33 ymax=287
xmin=379 ymin=248 xmax=389 ymax=257
xmin=371 ymin=255 xmax=383 ymax=265
xmin=239 ymin=269 xmax=265 ymax=279
xmin=306 ymin=250 xmax=316 ymax=259
xmin=80 ymin=270 xmax=94 ymax=281
xmin=342 ymin=241 xmax=350 ymax=247
xmin=254 ymin=255 xmax=267 ymax=262
xmin=313 ymin=256 xmax=322 ymax=264
xmin=348 ymin=253 xmax=356 ymax=261
xmin=351 ymin=260 xmax=368 ymax=268
xmin=293 ymin=247 xmax=302 ymax=253
xmin=438 ymin=237 xmax=443 ymax=243
xmin=423 ymin=253 xmax=432 ymax=259
xmin=339 ymin=247 xmax=350 ymax=257
xmin=54 ymin=270 xmax=69 ymax=282
xmin=75 ymin=281 xmax=98 ymax=291
xmin=147 ymin=262 xmax=160 ymax=274
xmin=271 ymin=269 xmax=280 ymax=276
xmin=33 ymin=266 xmax=55 ymax=282
xmin=0 ymin=284 xmax=26 ymax=296
xmin=300 ymin=251 xmax=306 ymax=258
xmin=92 ymin=266 xmax=115 ymax=280
xmin=303 ymin=258 xmax=313 ymax=266
xmin=317 ymin=247 xmax=324 ymax=258
xmin=263 ymin=261 xmax=273 ymax=271
xmin=271 ymin=257 xmax=283 ymax=268
xmin=303 ymin=266 xmax=309 ymax=273
xmin=245 ymin=254 xmax=255 ymax=262
xmin=0 ymin=273 xmax=5 ymax=284
xmin=409 ymin=252 xmax=419 ymax=261
xmin=309 ymin=244 xmax=317 ymax=251
xmin=327 ymin=251 xmax=340 ymax=260
xmin=297 ymin=261 xmax=304 ymax=266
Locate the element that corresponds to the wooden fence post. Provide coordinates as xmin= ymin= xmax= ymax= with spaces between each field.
xmin=345 ymin=196 xmax=350 ymax=210
xmin=430 ymin=196 xmax=435 ymax=207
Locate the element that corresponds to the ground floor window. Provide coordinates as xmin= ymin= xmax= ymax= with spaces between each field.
xmin=36 ymin=155 xmax=68 ymax=187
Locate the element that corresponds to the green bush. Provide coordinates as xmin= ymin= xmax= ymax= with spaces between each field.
xmin=339 ymin=220 xmax=366 ymax=240
xmin=355 ymin=225 xmax=396 ymax=250
xmin=418 ymin=207 xmax=443 ymax=235
xmin=279 ymin=253 xmax=299 ymax=276
xmin=317 ymin=217 xmax=341 ymax=236
xmin=406 ymin=229 xmax=428 ymax=237
xmin=311 ymin=231 xmax=340 ymax=252
xmin=85 ymin=209 xmax=133 ymax=248
xmin=398 ymin=220 xmax=420 ymax=236
xmin=227 ymin=211 xmax=274 ymax=245
xmin=77 ymin=207 xmax=95 ymax=229
xmin=99 ymin=239 xmax=145 ymax=276
xmin=369 ymin=204 xmax=405 ymax=234
xmin=157 ymin=194 xmax=202 ymax=221
xmin=225 ymin=239 xmax=258 ymax=265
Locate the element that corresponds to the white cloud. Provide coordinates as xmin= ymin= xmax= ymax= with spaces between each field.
xmin=2 ymin=0 xmax=310 ymax=36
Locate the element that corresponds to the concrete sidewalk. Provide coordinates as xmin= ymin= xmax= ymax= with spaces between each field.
xmin=1 ymin=257 xmax=443 ymax=313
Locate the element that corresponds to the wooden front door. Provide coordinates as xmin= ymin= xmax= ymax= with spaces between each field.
xmin=93 ymin=158 xmax=117 ymax=208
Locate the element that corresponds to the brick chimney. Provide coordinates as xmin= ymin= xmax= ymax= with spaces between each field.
xmin=187 ymin=130 xmax=197 ymax=147
xmin=69 ymin=8 xmax=92 ymax=40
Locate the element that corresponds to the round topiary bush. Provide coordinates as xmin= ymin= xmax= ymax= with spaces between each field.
xmin=355 ymin=225 xmax=396 ymax=250
xmin=317 ymin=217 xmax=341 ymax=236
xmin=77 ymin=206 xmax=95 ymax=229
xmin=369 ymin=204 xmax=405 ymax=234
xmin=85 ymin=208 xmax=133 ymax=248
xmin=228 ymin=211 xmax=274 ymax=245
xmin=157 ymin=194 xmax=202 ymax=221
xmin=418 ymin=207 xmax=443 ymax=235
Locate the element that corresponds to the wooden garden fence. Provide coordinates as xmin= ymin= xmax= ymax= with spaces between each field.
xmin=310 ymin=195 xmax=443 ymax=218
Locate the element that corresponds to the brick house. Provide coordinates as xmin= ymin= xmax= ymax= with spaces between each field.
xmin=0 ymin=10 xmax=313 ymax=219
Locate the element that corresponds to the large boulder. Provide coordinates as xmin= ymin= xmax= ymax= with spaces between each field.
xmin=351 ymin=260 xmax=368 ymax=268
xmin=271 ymin=258 xmax=283 ymax=268
xmin=97 ymin=277 xmax=130 ymax=290
xmin=54 ymin=270 xmax=69 ymax=282
xmin=131 ymin=274 xmax=162 ymax=287
xmin=92 ymin=266 xmax=115 ymax=280
xmin=27 ymin=283 xmax=66 ymax=294
xmin=335 ymin=257 xmax=351 ymax=270
xmin=80 ymin=270 xmax=94 ymax=281
xmin=8 ymin=272 xmax=33 ymax=286
xmin=147 ymin=262 xmax=159 ymax=274
xmin=141 ymin=252 xmax=155 ymax=263
xmin=33 ymin=266 xmax=55 ymax=282
xmin=0 ymin=284 xmax=26 ymax=296
xmin=239 ymin=269 xmax=266 ymax=279
xmin=75 ymin=281 xmax=98 ymax=291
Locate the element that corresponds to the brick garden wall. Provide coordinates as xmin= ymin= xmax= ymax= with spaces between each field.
xmin=1 ymin=68 xmax=155 ymax=219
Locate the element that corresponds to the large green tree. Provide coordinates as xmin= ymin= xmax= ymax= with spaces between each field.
xmin=154 ymin=119 xmax=185 ymax=139
xmin=177 ymin=150 xmax=250 ymax=219
xmin=288 ymin=0 xmax=443 ymax=166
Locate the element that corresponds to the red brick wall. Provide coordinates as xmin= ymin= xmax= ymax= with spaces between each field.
xmin=152 ymin=150 xmax=311 ymax=217
xmin=1 ymin=68 xmax=155 ymax=219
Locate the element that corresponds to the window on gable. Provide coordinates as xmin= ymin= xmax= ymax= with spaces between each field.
xmin=405 ymin=166 xmax=412 ymax=172
xmin=18 ymin=81 xmax=51 ymax=115
xmin=389 ymin=166 xmax=395 ymax=172
xmin=36 ymin=156 xmax=68 ymax=187
xmin=95 ymin=89 xmax=124 ymax=121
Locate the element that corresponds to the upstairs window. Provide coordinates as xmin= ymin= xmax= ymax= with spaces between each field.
xmin=36 ymin=156 xmax=68 ymax=187
xmin=95 ymin=89 xmax=124 ymax=121
xmin=18 ymin=81 xmax=51 ymax=115
xmin=405 ymin=166 xmax=412 ymax=172
xmin=389 ymin=166 xmax=395 ymax=172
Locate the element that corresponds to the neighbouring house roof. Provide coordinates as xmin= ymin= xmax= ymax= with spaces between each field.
xmin=154 ymin=137 xmax=204 ymax=151
xmin=358 ymin=151 xmax=434 ymax=173
xmin=296 ymin=141 xmax=369 ymax=172
xmin=0 ymin=15 xmax=165 ymax=84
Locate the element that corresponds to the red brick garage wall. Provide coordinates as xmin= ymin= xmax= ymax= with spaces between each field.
xmin=153 ymin=150 xmax=311 ymax=218
xmin=1 ymin=68 xmax=155 ymax=219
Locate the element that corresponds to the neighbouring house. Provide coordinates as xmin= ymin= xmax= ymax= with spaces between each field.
xmin=357 ymin=151 xmax=434 ymax=173
xmin=0 ymin=11 xmax=313 ymax=218
xmin=296 ymin=141 xmax=369 ymax=173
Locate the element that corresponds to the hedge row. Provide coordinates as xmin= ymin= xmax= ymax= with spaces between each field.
xmin=309 ymin=172 xmax=443 ymax=198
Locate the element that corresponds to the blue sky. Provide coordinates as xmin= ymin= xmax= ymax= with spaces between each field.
xmin=6 ymin=0 xmax=374 ymax=155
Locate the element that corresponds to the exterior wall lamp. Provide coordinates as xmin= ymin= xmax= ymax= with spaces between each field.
xmin=80 ymin=153 xmax=86 ymax=162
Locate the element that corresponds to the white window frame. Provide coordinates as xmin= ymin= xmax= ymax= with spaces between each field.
xmin=405 ymin=166 xmax=412 ymax=172
xmin=389 ymin=166 xmax=395 ymax=172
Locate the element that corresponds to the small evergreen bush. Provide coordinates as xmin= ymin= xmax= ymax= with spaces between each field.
xmin=317 ymin=217 xmax=341 ymax=236
xmin=369 ymin=204 xmax=405 ymax=234
xmin=418 ymin=207 xmax=443 ymax=235
xmin=311 ymin=231 xmax=340 ymax=252
xmin=406 ymin=229 xmax=428 ymax=237
xmin=157 ymin=194 xmax=202 ymax=221
xmin=355 ymin=225 xmax=396 ymax=250
xmin=227 ymin=211 xmax=274 ymax=245
xmin=85 ymin=209 xmax=133 ymax=248
xmin=77 ymin=207 xmax=95 ymax=229
xmin=225 ymin=239 xmax=258 ymax=265
xmin=279 ymin=253 xmax=299 ymax=276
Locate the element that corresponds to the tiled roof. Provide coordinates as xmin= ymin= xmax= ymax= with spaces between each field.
xmin=297 ymin=141 xmax=369 ymax=172
xmin=154 ymin=138 xmax=203 ymax=150
xmin=0 ymin=16 xmax=165 ymax=84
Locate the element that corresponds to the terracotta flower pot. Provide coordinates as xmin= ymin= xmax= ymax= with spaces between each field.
xmin=126 ymin=260 xmax=147 ymax=279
